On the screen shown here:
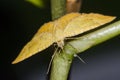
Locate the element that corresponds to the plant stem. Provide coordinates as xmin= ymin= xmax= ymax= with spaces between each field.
xmin=51 ymin=0 xmax=120 ymax=80
xmin=51 ymin=0 xmax=66 ymax=20
xmin=68 ymin=20 xmax=120 ymax=54
xmin=50 ymin=43 xmax=76 ymax=80
xmin=50 ymin=0 xmax=67 ymax=80
xmin=50 ymin=20 xmax=120 ymax=80
xmin=66 ymin=0 xmax=82 ymax=13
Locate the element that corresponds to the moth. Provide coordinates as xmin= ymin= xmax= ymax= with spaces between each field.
xmin=12 ymin=12 xmax=115 ymax=64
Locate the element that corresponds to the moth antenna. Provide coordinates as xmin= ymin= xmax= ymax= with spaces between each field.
xmin=46 ymin=41 xmax=64 ymax=74
xmin=74 ymin=54 xmax=86 ymax=64
xmin=46 ymin=47 xmax=58 ymax=74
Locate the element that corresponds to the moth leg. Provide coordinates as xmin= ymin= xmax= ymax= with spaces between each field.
xmin=74 ymin=54 xmax=86 ymax=64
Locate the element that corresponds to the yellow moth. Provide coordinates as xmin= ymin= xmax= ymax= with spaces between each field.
xmin=12 ymin=13 xmax=116 ymax=64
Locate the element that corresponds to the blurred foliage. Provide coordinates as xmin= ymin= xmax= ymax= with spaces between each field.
xmin=26 ymin=0 xmax=49 ymax=8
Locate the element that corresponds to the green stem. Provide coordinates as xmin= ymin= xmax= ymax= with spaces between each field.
xmin=50 ymin=43 xmax=76 ymax=80
xmin=50 ymin=0 xmax=67 ymax=80
xmin=51 ymin=0 xmax=120 ymax=80
xmin=69 ymin=20 xmax=120 ymax=54
xmin=51 ymin=0 xmax=66 ymax=20
xmin=50 ymin=20 xmax=120 ymax=80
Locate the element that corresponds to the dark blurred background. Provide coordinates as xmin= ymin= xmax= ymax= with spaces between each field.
xmin=0 ymin=0 xmax=120 ymax=80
